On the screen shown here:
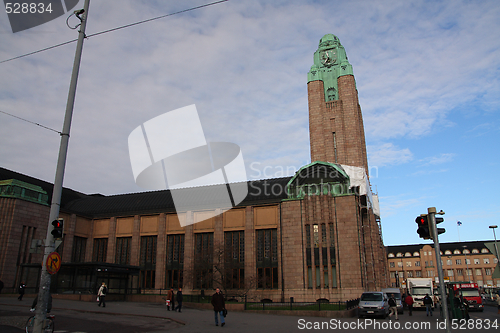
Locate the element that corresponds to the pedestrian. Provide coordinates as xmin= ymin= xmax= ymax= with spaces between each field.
xmin=18 ymin=282 xmax=26 ymax=301
xmin=423 ymin=293 xmax=433 ymax=316
xmin=175 ymin=287 xmax=183 ymax=312
xmin=211 ymin=287 xmax=226 ymax=327
xmin=0 ymin=279 xmax=4 ymax=294
xmin=404 ymin=294 xmax=414 ymax=316
xmin=167 ymin=287 xmax=175 ymax=311
xmin=496 ymin=293 xmax=500 ymax=315
xmin=97 ymin=282 xmax=107 ymax=308
xmin=388 ymin=293 xmax=398 ymax=320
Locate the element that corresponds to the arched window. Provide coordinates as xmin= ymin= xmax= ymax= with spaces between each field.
xmin=463 ymin=249 xmax=470 ymax=254
xmin=405 ymin=252 xmax=412 ymax=257
xmin=388 ymin=253 xmax=395 ymax=258
xmin=472 ymin=249 xmax=479 ymax=254
xmin=396 ymin=252 xmax=403 ymax=257
xmin=444 ymin=250 xmax=452 ymax=255
xmin=481 ymin=248 xmax=489 ymax=253
xmin=453 ymin=249 xmax=460 ymax=255
xmin=413 ymin=252 xmax=420 ymax=257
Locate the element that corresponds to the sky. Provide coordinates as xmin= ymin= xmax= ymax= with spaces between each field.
xmin=1 ymin=0 xmax=499 ymax=246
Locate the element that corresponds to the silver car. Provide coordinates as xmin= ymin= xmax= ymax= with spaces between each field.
xmin=358 ymin=291 xmax=389 ymax=318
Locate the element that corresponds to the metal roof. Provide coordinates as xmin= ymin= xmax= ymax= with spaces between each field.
xmin=1 ymin=167 xmax=291 ymax=218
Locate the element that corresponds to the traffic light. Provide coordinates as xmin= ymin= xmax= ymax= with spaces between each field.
xmin=416 ymin=215 xmax=430 ymax=239
xmin=51 ymin=218 xmax=64 ymax=240
xmin=430 ymin=216 xmax=445 ymax=240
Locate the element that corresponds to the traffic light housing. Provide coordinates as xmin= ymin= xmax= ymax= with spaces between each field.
xmin=51 ymin=218 xmax=64 ymax=240
xmin=431 ymin=216 xmax=445 ymax=240
xmin=416 ymin=215 xmax=430 ymax=239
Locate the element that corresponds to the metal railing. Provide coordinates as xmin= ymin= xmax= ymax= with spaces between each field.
xmin=245 ymin=298 xmax=360 ymax=311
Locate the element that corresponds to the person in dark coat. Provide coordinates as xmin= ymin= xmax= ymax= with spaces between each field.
xmin=0 ymin=280 xmax=4 ymax=294
xmin=423 ymin=293 xmax=433 ymax=316
xmin=211 ymin=288 xmax=226 ymax=327
xmin=18 ymin=282 xmax=26 ymax=301
xmin=175 ymin=287 xmax=183 ymax=312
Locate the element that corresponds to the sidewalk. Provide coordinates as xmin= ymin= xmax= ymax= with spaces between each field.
xmin=0 ymin=295 xmax=361 ymax=333
xmin=1 ymin=295 xmax=495 ymax=333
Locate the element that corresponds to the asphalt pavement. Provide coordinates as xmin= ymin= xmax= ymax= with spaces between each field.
xmin=0 ymin=295 xmax=498 ymax=333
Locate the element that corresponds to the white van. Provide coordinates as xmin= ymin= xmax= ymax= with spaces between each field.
xmin=382 ymin=288 xmax=403 ymax=314
xmin=358 ymin=291 xmax=389 ymax=318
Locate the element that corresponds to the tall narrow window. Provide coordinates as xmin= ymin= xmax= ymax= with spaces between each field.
xmin=140 ymin=236 xmax=157 ymax=289
xmin=256 ymin=229 xmax=278 ymax=289
xmin=305 ymin=225 xmax=312 ymax=288
xmin=72 ymin=236 xmax=87 ymax=263
xmin=224 ymin=231 xmax=245 ymax=289
xmin=92 ymin=238 xmax=108 ymax=262
xmin=329 ymin=223 xmax=337 ymax=287
xmin=332 ymin=132 xmax=338 ymax=163
xmin=115 ymin=237 xmax=131 ymax=265
xmin=194 ymin=233 xmax=213 ymax=289
xmin=166 ymin=234 xmax=184 ymax=288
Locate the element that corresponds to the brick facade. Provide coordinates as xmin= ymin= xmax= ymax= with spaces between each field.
xmin=0 ymin=33 xmax=389 ymax=301
xmin=308 ymin=76 xmax=368 ymax=173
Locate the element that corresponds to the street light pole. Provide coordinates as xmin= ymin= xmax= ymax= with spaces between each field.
xmin=33 ymin=1 xmax=90 ymax=332
xmin=489 ymin=225 xmax=499 ymax=261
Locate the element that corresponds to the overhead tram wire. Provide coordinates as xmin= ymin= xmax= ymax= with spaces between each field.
xmin=0 ymin=109 xmax=62 ymax=134
xmin=0 ymin=0 xmax=229 ymax=65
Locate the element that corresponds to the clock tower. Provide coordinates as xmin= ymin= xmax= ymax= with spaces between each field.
xmin=308 ymin=34 xmax=369 ymax=174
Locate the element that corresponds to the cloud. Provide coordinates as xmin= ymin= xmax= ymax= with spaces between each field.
xmin=419 ymin=153 xmax=456 ymax=166
xmin=368 ymin=143 xmax=413 ymax=167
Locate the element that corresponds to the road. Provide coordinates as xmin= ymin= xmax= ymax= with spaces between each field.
xmin=0 ymin=296 xmax=498 ymax=333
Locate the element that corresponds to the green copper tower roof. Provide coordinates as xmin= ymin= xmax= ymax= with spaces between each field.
xmin=307 ymin=34 xmax=354 ymax=102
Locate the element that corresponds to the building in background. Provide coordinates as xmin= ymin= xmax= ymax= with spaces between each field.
xmin=0 ymin=34 xmax=386 ymax=302
xmin=387 ymin=241 xmax=500 ymax=293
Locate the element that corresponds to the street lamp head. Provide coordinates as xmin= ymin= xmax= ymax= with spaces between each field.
xmin=489 ymin=225 xmax=498 ymax=229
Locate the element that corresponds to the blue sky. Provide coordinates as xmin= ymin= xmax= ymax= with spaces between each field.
xmin=1 ymin=0 xmax=499 ymax=246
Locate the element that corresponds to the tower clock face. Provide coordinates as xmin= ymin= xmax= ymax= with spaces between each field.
xmin=320 ymin=49 xmax=337 ymax=66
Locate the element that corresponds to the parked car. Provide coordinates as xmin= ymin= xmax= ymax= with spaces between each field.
xmin=358 ymin=291 xmax=389 ymax=318
xmin=382 ymin=288 xmax=403 ymax=314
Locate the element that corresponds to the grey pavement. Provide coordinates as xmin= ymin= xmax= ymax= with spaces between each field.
xmin=0 ymin=295 xmax=499 ymax=333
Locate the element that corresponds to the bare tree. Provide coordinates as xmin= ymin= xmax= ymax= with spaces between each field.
xmin=184 ymin=242 xmax=258 ymax=301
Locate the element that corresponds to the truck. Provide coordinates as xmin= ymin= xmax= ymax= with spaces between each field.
xmin=451 ymin=283 xmax=484 ymax=312
xmin=407 ymin=278 xmax=433 ymax=308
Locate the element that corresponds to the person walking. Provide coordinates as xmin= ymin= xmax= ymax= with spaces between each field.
xmin=423 ymin=293 xmax=433 ymax=316
xmin=496 ymin=293 xmax=500 ymax=315
xmin=97 ymin=282 xmax=107 ymax=308
xmin=175 ymin=287 xmax=183 ymax=312
xmin=388 ymin=293 xmax=398 ymax=320
xmin=167 ymin=287 xmax=175 ymax=311
xmin=404 ymin=294 xmax=414 ymax=316
xmin=211 ymin=287 xmax=226 ymax=327
xmin=18 ymin=282 xmax=26 ymax=301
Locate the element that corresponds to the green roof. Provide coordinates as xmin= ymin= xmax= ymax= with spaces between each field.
xmin=0 ymin=179 xmax=49 ymax=205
